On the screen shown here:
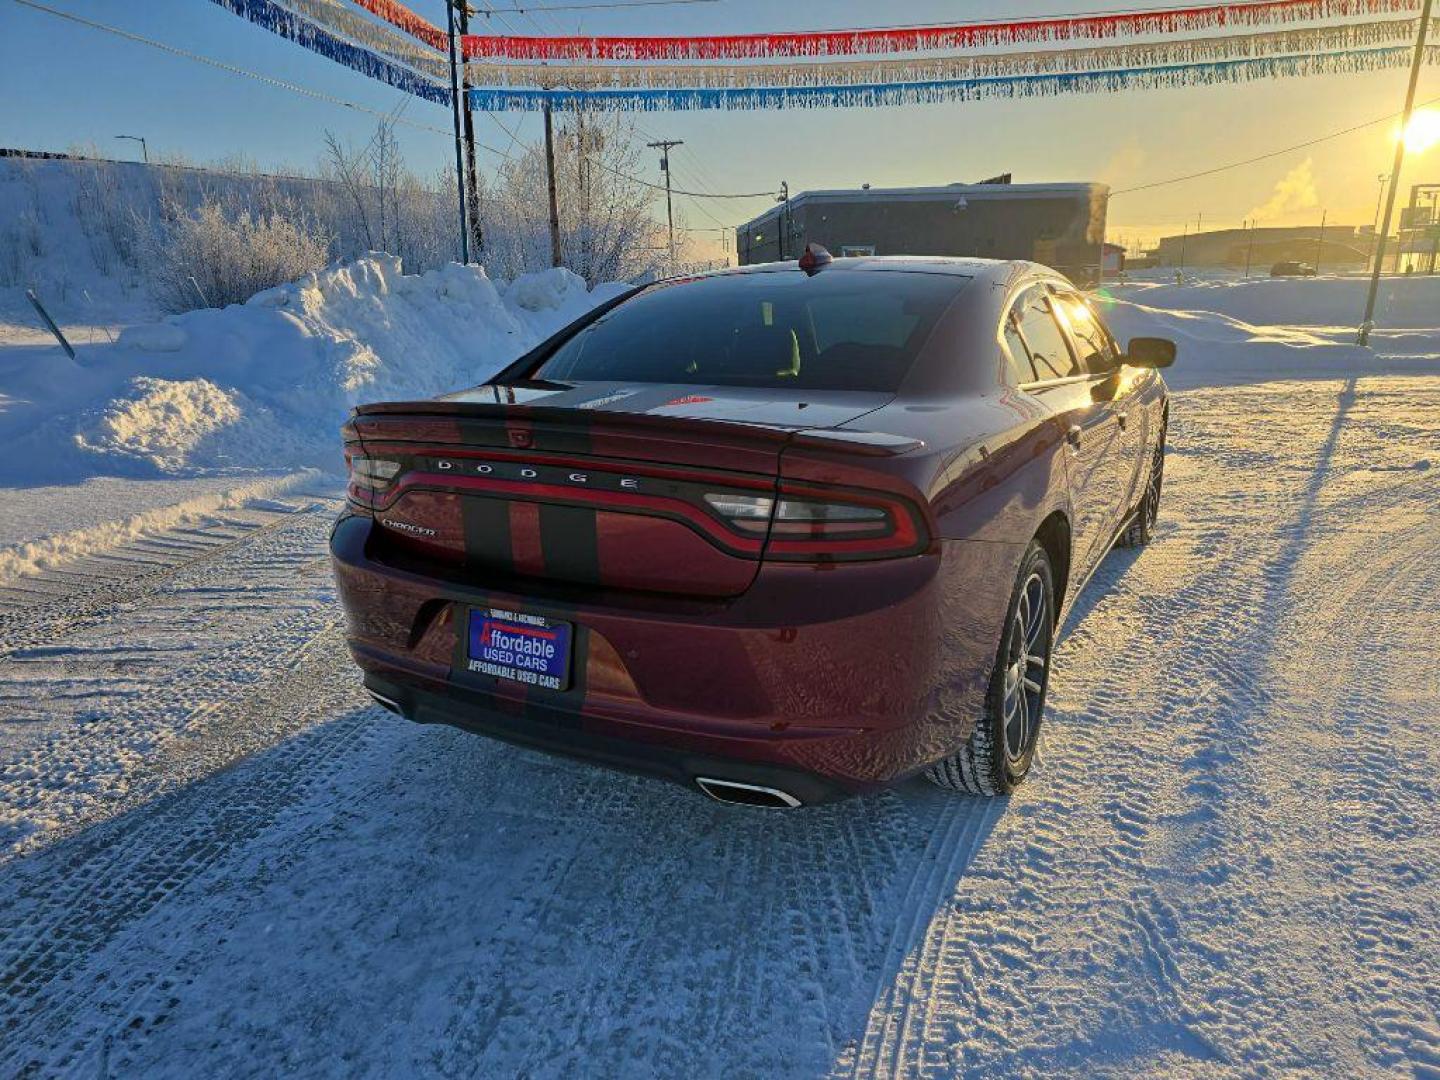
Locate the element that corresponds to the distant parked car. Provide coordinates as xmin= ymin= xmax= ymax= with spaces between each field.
xmin=332 ymin=249 xmax=1174 ymax=807
xmin=1270 ymin=260 xmax=1317 ymax=277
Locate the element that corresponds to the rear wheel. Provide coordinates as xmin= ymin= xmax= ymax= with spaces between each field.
xmin=1118 ymin=428 xmax=1165 ymax=548
xmin=927 ymin=541 xmax=1054 ymax=796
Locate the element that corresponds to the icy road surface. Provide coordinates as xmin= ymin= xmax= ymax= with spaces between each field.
xmin=1 ymin=376 xmax=1438 ymax=1079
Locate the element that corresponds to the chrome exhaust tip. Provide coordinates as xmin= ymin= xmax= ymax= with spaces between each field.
xmin=367 ymin=689 xmax=404 ymax=715
xmin=695 ymin=777 xmax=802 ymax=809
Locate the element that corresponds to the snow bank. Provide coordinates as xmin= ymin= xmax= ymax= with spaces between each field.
xmin=1103 ymin=273 xmax=1437 ymax=329
xmin=0 ymin=469 xmax=318 ymax=586
xmin=0 ymin=255 xmax=627 ymax=483
xmin=1095 ymin=274 xmax=1440 ymax=390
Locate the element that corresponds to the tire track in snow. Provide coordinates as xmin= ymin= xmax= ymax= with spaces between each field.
xmin=1281 ymin=473 xmax=1440 ymax=1073
xmin=0 ymin=630 xmax=378 ymax=1078
xmin=0 ymin=496 xmax=344 ymax=856
xmin=0 ymin=497 xmax=333 ymax=659
xmin=838 ymin=380 xmax=1439 ymax=1076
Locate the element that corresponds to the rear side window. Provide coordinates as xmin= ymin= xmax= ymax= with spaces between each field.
xmin=1053 ymin=293 xmax=1119 ymax=374
xmin=532 ymin=270 xmax=969 ymax=393
xmin=1012 ymin=288 xmax=1079 ymax=380
xmin=1001 ymin=317 xmax=1034 ymax=386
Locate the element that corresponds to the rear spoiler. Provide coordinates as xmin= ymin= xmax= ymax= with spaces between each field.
xmin=348 ymin=400 xmax=923 ymax=457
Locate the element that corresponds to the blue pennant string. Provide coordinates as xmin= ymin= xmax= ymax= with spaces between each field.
xmin=207 ymin=0 xmax=450 ymax=106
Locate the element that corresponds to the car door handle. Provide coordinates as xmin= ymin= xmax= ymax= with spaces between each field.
xmin=1066 ymin=425 xmax=1082 ymax=449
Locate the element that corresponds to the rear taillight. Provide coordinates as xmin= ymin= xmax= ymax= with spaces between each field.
xmin=703 ymin=486 xmax=927 ymax=561
xmin=347 ymin=456 xmax=401 ymax=502
xmin=702 ymin=493 xmax=772 ymax=535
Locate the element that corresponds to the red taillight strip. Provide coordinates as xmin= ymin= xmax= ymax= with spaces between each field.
xmin=763 ymin=482 xmax=927 ymax=560
xmin=378 ymin=472 xmax=767 ymax=556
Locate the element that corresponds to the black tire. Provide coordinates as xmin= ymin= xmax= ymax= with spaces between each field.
xmin=927 ymin=541 xmax=1055 ymax=796
xmin=1117 ymin=426 xmax=1166 ymax=549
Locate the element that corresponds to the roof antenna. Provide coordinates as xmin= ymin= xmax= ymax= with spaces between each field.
xmin=798 ymin=243 xmax=833 ymax=276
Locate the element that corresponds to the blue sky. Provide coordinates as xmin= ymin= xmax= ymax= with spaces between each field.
xmin=3 ymin=0 xmax=1438 ymax=255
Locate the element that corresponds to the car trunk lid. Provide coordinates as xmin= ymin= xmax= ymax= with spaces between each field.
xmin=346 ymin=383 xmax=892 ymax=598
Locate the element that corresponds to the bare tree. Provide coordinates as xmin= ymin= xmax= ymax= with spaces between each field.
xmin=482 ymin=115 xmax=675 ymax=286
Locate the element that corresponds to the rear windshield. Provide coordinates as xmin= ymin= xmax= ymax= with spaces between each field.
xmin=531 ymin=269 xmax=969 ymax=392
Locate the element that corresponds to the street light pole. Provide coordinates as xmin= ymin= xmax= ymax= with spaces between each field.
xmin=1358 ymin=0 xmax=1433 ymax=345
xmin=114 ymin=134 xmax=147 ymax=163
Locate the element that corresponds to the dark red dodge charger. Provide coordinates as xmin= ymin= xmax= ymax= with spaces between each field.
xmin=332 ymin=250 xmax=1173 ymax=806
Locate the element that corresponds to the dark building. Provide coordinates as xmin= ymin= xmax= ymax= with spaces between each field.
xmin=735 ymin=181 xmax=1109 ymax=282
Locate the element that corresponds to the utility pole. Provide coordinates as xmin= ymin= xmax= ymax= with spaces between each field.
xmin=1243 ymin=219 xmax=1255 ymax=279
xmin=1371 ymin=172 xmax=1390 ymax=270
xmin=455 ymin=1 xmax=484 ymax=257
xmin=1314 ymin=209 xmax=1327 ymax=274
xmin=777 ymin=180 xmax=790 ymax=259
xmin=1177 ymin=223 xmax=1188 ymax=279
xmin=647 ymin=139 xmax=683 ymax=272
xmin=1432 ymin=191 xmax=1440 ymax=275
xmin=1359 ymin=0 xmax=1433 ymax=345
xmin=577 ymin=109 xmax=591 ymax=283
xmin=444 ymin=0 xmax=470 ymax=265
xmin=543 ymin=104 xmax=563 ymax=268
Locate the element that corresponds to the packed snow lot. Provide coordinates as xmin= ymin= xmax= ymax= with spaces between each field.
xmin=1 ymin=272 xmax=1439 ymax=1077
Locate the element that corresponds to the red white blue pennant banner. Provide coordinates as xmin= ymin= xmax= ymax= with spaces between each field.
xmin=211 ymin=0 xmax=1436 ymax=112
xmin=466 ymin=46 xmax=1439 ymax=110
xmin=462 ymin=20 xmax=1426 ymax=88
xmin=457 ymin=0 xmax=1417 ymax=60
xmin=329 ymin=0 xmax=1419 ymax=60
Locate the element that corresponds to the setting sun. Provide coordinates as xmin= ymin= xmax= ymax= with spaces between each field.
xmin=1402 ymin=108 xmax=1440 ymax=154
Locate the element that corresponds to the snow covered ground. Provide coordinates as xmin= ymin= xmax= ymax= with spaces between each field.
xmin=0 ymin=254 xmax=625 ymax=484
xmin=1 ymin=270 xmax=1439 ymax=1077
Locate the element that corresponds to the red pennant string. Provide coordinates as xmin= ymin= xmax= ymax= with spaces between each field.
xmin=456 ymin=0 xmax=1417 ymax=60
xmin=348 ymin=0 xmax=446 ymax=52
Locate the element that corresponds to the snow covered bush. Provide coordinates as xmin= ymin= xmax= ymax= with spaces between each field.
xmin=145 ymin=198 xmax=332 ymax=313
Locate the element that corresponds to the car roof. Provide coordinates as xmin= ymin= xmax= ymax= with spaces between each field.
xmin=678 ymin=255 xmax=1018 ymax=283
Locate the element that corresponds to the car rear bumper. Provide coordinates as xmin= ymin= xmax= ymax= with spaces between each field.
xmin=360 ymin=669 xmax=857 ymax=805
xmin=331 ymin=513 xmax=1019 ymax=802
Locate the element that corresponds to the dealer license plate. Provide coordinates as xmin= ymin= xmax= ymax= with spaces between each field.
xmin=466 ymin=608 xmax=572 ymax=691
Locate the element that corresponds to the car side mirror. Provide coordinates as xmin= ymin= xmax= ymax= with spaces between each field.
xmin=1124 ymin=337 xmax=1176 ymax=369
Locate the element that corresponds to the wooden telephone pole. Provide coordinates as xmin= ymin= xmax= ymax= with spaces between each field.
xmin=455 ymin=2 xmax=484 ymax=257
xmin=647 ymin=139 xmax=683 ymax=272
xmin=444 ymin=0 xmax=469 ymax=264
xmin=1359 ymin=0 xmax=1433 ymax=344
xmin=543 ymin=104 xmax=563 ymax=268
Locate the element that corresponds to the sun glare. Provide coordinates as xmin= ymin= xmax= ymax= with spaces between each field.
xmin=1401 ymin=108 xmax=1440 ymax=154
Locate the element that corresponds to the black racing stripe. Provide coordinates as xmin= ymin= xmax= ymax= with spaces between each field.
xmin=538 ymin=503 xmax=601 ymax=586
xmin=461 ymin=495 xmax=513 ymax=572
xmin=532 ymin=399 xmax=593 ymax=455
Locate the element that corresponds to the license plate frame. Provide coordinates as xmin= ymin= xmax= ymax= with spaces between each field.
xmin=466 ymin=608 xmax=573 ymax=692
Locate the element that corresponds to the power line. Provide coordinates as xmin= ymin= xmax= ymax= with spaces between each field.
xmin=9 ymin=0 xmax=457 ymax=137
xmin=1111 ymin=91 xmax=1440 ymax=196
xmin=12 ymin=0 xmax=777 ymax=200
xmin=474 ymin=0 xmax=720 ymax=12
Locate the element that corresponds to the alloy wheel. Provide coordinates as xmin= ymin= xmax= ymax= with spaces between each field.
xmin=1001 ymin=571 xmax=1049 ymax=762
